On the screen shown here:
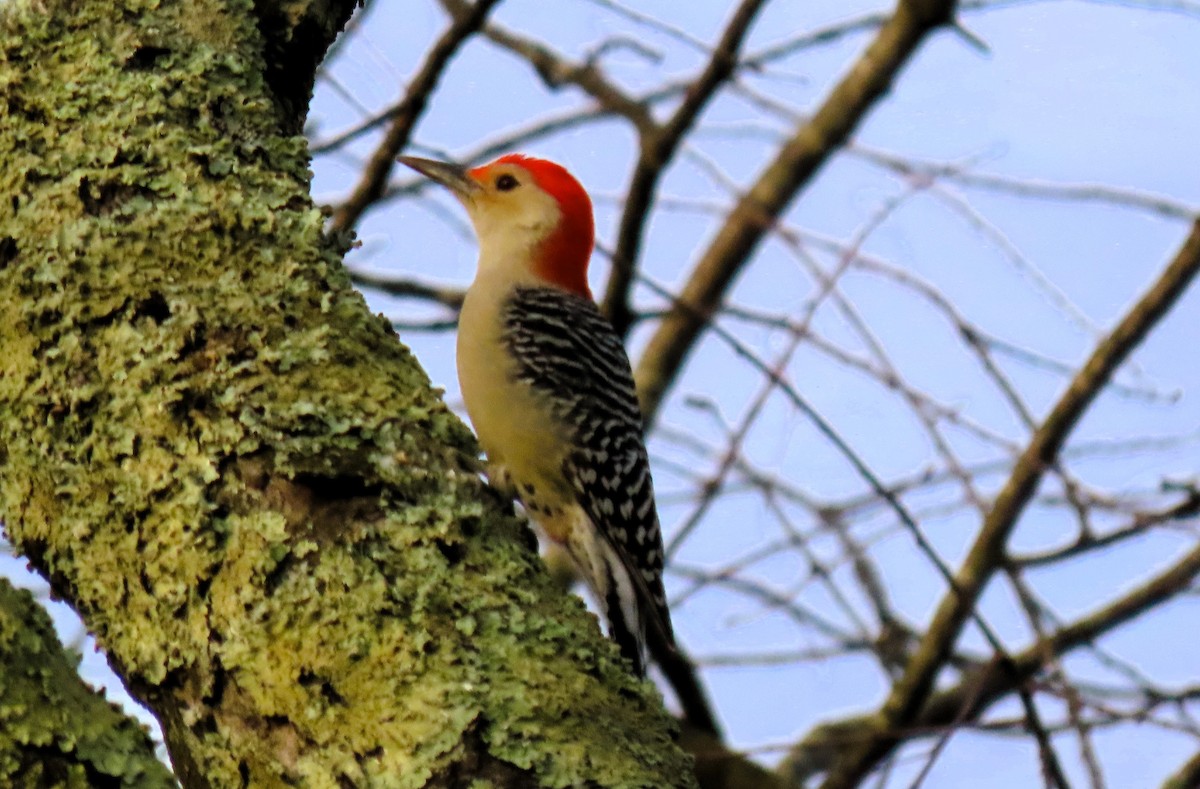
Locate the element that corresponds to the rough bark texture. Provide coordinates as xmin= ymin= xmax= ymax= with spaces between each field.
xmin=0 ymin=0 xmax=694 ymax=786
xmin=0 ymin=579 xmax=175 ymax=787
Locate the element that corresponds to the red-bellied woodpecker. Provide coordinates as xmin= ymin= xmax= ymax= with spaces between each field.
xmin=399 ymin=153 xmax=674 ymax=675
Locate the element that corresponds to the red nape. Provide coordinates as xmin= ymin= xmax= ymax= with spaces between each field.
xmin=495 ymin=154 xmax=595 ymax=299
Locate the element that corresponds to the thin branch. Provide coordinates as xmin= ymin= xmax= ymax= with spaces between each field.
xmin=664 ymin=184 xmax=912 ymax=561
xmin=601 ymin=0 xmax=769 ymax=334
xmin=580 ymin=0 xmax=712 ymax=54
xmin=370 ymin=78 xmax=699 ymax=208
xmin=633 ymin=0 xmax=959 ymax=426
xmin=328 ymin=0 xmax=502 ymax=232
xmin=745 ymin=11 xmax=892 ymax=68
xmin=1003 ymin=570 xmax=1084 ymax=789
xmin=818 ymin=218 xmax=1200 ymax=789
xmin=1012 ymin=485 xmax=1200 ymax=568
xmin=348 ymin=270 xmax=466 ymax=310
xmin=782 ymin=537 xmax=1200 ymax=786
xmin=646 ymin=274 xmax=1021 ymax=680
xmin=441 ymin=0 xmax=653 ymax=131
xmin=634 ymin=192 xmax=1180 ymax=403
xmin=905 ymin=661 xmax=1003 ymax=789
xmin=670 ymin=564 xmax=857 ymax=645
xmin=853 ymin=143 xmax=1199 ymax=221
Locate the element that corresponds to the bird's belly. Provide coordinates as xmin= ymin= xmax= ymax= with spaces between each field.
xmin=457 ymin=304 xmax=574 ymax=528
xmin=463 ymin=369 xmax=576 ymax=541
xmin=468 ymin=375 xmax=566 ymax=486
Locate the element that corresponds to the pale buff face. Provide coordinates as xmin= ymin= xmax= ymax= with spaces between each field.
xmin=458 ymin=161 xmax=563 ymax=276
xmin=398 ymin=154 xmax=592 ymax=294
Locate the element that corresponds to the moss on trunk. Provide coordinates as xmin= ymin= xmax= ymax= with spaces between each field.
xmin=0 ymin=579 xmax=176 ymax=787
xmin=0 ymin=0 xmax=694 ymax=785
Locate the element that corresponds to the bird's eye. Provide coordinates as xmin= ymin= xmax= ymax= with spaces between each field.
xmin=495 ymin=174 xmax=519 ymax=191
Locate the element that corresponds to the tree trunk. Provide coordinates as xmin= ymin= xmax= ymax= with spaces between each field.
xmin=0 ymin=1 xmax=694 ymax=785
xmin=0 ymin=578 xmax=175 ymax=786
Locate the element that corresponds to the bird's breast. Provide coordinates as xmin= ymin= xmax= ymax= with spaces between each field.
xmin=457 ymin=280 xmax=573 ymax=504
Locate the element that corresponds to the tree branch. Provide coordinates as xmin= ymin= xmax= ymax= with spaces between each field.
xmin=782 ymin=537 xmax=1200 ymax=786
xmin=0 ymin=580 xmax=174 ymax=787
xmin=440 ymin=0 xmax=653 ymax=132
xmin=601 ymin=0 xmax=769 ymax=335
xmin=349 ymin=268 xmax=467 ymax=310
xmin=329 ymin=0 xmax=501 ymax=232
xmin=633 ymin=0 xmax=959 ymax=425
xmin=817 ymin=217 xmax=1200 ymax=788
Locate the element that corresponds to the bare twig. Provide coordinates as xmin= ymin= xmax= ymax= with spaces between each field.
xmin=601 ymin=0 xmax=769 ymax=335
xmin=633 ymin=0 xmax=959 ymax=426
xmin=647 ymin=274 xmax=1023 ymax=683
xmin=1012 ymin=485 xmax=1200 ymax=567
xmin=782 ymin=538 xmax=1200 ymax=786
xmin=665 ymin=184 xmax=911 ymax=560
xmin=441 ymin=0 xmax=653 ymax=131
xmin=581 ymin=0 xmax=712 ymax=54
xmin=329 ymin=0 xmax=502 ymax=232
xmin=348 ymin=269 xmax=466 ymax=310
xmin=853 ymin=143 xmax=1199 ymax=221
xmin=818 ymin=218 xmax=1200 ymax=789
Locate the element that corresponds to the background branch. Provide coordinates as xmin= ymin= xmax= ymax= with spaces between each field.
xmin=329 ymin=0 xmax=501 ymax=232
xmin=633 ymin=0 xmax=959 ymax=424
xmin=818 ymin=218 xmax=1200 ymax=788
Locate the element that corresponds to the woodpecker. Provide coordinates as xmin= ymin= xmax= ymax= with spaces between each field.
xmin=399 ymin=152 xmax=674 ymax=675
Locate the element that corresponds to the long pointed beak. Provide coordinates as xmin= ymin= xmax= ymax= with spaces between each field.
xmin=398 ymin=156 xmax=481 ymax=200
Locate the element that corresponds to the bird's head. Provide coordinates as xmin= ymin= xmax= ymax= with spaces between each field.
xmin=399 ymin=153 xmax=595 ymax=298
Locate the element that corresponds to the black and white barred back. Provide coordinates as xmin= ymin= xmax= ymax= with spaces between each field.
xmin=501 ymin=285 xmax=676 ymax=672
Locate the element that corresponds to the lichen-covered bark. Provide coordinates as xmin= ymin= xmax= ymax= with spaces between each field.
xmin=251 ymin=0 xmax=364 ymax=132
xmin=0 ymin=579 xmax=176 ymax=788
xmin=0 ymin=0 xmax=694 ymax=786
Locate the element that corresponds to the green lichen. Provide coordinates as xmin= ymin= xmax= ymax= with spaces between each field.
xmin=0 ymin=0 xmax=694 ymax=786
xmin=0 ymin=580 xmax=176 ymax=787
